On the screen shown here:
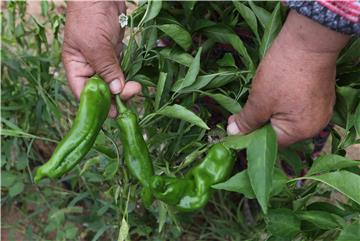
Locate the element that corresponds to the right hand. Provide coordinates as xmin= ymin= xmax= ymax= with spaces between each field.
xmin=62 ymin=1 xmax=141 ymax=118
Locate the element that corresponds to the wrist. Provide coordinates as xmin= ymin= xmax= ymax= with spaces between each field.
xmin=280 ymin=10 xmax=350 ymax=54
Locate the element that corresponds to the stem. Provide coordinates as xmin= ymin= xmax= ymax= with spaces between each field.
xmin=115 ymin=95 xmax=127 ymax=114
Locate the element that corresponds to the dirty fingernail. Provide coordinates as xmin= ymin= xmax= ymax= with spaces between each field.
xmin=109 ymin=79 xmax=122 ymax=94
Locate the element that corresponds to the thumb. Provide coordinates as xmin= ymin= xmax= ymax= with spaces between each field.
xmin=86 ymin=45 xmax=125 ymax=94
xmin=227 ymin=98 xmax=271 ymax=135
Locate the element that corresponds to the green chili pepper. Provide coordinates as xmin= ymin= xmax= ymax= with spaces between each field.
xmin=150 ymin=143 xmax=235 ymax=211
xmin=115 ymin=95 xmax=154 ymax=206
xmin=34 ymin=76 xmax=111 ymax=182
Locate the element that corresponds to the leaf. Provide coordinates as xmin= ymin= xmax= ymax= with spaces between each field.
xmin=157 ymin=104 xmax=209 ymax=130
xmin=159 ymin=48 xmax=194 ymax=67
xmin=140 ymin=0 xmax=162 ymax=25
xmin=213 ymin=168 xmax=287 ymax=199
xmin=203 ymin=92 xmax=241 ymax=114
xmin=248 ymin=2 xmax=271 ymax=29
xmin=1 ymin=171 xmax=17 ymax=187
xmin=270 ymin=169 xmax=289 ymax=197
xmin=268 ymin=208 xmax=301 ymax=237
xmin=293 ymin=171 xmax=360 ymax=205
xmin=222 ymin=131 xmax=255 ymax=150
xmin=337 ymin=39 xmax=360 ymax=65
xmin=91 ymin=225 xmax=112 ymax=241
xmin=355 ymin=103 xmax=360 ymax=136
xmin=212 ymin=170 xmax=255 ymax=198
xmin=172 ymin=47 xmax=202 ymax=92
xmin=332 ymin=86 xmax=360 ymax=128
xmin=233 ymin=1 xmax=259 ymax=41
xmin=216 ymin=53 xmax=236 ymax=67
xmin=247 ymin=124 xmax=278 ymax=214
xmin=202 ymin=26 xmax=254 ymax=71
xmin=182 ymin=71 xmax=238 ymax=92
xmin=296 ymin=210 xmax=345 ymax=230
xmin=279 ymin=149 xmax=302 ymax=176
xmin=9 ymin=181 xmax=24 ymax=197
xmin=155 ymin=72 xmax=167 ymax=110
xmin=259 ymin=3 xmax=281 ymax=58
xmin=117 ymin=217 xmax=129 ymax=241
xmin=307 ymin=154 xmax=359 ymax=176
xmin=336 ymin=222 xmax=360 ymax=241
xmin=158 ymin=24 xmax=192 ymax=51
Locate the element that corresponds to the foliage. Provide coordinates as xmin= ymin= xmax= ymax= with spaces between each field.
xmin=1 ymin=1 xmax=360 ymax=240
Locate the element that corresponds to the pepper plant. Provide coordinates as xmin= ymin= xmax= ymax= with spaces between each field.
xmin=1 ymin=1 xmax=360 ymax=240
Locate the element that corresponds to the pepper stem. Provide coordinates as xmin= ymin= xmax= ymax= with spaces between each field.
xmin=115 ymin=95 xmax=127 ymax=114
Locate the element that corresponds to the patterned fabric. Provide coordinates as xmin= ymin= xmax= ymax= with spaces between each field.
xmin=286 ymin=0 xmax=360 ymax=36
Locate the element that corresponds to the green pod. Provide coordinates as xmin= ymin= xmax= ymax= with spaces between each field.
xmin=34 ymin=76 xmax=111 ymax=182
xmin=115 ymin=96 xmax=154 ymax=205
xmin=150 ymin=143 xmax=235 ymax=212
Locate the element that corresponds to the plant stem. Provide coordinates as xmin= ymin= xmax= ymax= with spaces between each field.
xmin=115 ymin=95 xmax=127 ymax=114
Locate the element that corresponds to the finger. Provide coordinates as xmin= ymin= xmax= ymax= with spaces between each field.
xmin=227 ymin=96 xmax=272 ymax=136
xmin=85 ymin=42 xmax=125 ymax=95
xmin=62 ymin=47 xmax=96 ymax=99
xmin=119 ymin=81 xmax=142 ymax=100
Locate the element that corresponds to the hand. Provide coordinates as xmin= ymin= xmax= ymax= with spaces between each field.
xmin=62 ymin=1 xmax=141 ymax=118
xmin=227 ymin=10 xmax=350 ymax=147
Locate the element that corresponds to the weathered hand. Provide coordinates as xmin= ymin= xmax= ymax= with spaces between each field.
xmin=62 ymin=1 xmax=141 ymax=117
xmin=227 ymin=10 xmax=350 ymax=147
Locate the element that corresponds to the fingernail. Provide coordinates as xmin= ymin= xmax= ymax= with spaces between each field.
xmin=109 ymin=79 xmax=122 ymax=94
xmin=227 ymin=122 xmax=243 ymax=135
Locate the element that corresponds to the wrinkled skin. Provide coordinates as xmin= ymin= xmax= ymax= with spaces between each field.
xmin=62 ymin=1 xmax=141 ymax=118
xmin=227 ymin=10 xmax=350 ymax=147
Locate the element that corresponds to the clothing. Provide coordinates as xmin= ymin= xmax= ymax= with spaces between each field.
xmin=286 ymin=0 xmax=360 ymax=36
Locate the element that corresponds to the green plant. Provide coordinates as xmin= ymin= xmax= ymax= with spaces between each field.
xmin=1 ymin=1 xmax=359 ymax=240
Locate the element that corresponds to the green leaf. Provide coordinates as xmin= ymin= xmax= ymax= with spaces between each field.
xmin=222 ymin=131 xmax=255 ymax=150
xmin=337 ymin=39 xmax=360 ymax=65
xmin=216 ymin=53 xmax=236 ymax=67
xmin=212 ymin=170 xmax=255 ymax=198
xmin=182 ymin=72 xmax=237 ymax=92
xmin=158 ymin=24 xmax=192 ymax=51
xmin=172 ymin=47 xmax=202 ymax=92
xmin=155 ymin=72 xmax=167 ymax=110
xmin=159 ymin=48 xmax=194 ymax=67
xmin=259 ymin=3 xmax=281 ymax=58
xmin=202 ymin=26 xmax=254 ymax=71
xmin=307 ymin=154 xmax=359 ymax=176
xmin=293 ymin=171 xmax=360 ymax=205
xmin=355 ymin=103 xmax=360 ymax=136
xmin=296 ymin=210 xmax=345 ymax=230
xmin=233 ymin=1 xmax=259 ymax=41
xmin=248 ymin=2 xmax=271 ymax=29
xmin=213 ymin=168 xmax=287 ymax=199
xmin=247 ymin=124 xmax=278 ymax=214
xmin=268 ymin=208 xmax=301 ymax=237
xmin=279 ymin=149 xmax=302 ymax=176
xmin=332 ymin=86 xmax=360 ymax=128
xmin=336 ymin=222 xmax=360 ymax=241
xmin=203 ymin=92 xmax=241 ymax=114
xmin=270 ymin=169 xmax=289 ymax=197
xmin=157 ymin=104 xmax=209 ymax=130
xmin=1 ymin=171 xmax=17 ymax=187
xmin=117 ymin=217 xmax=129 ymax=241
xmin=9 ymin=181 xmax=24 ymax=197
xmin=140 ymin=0 xmax=162 ymax=25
